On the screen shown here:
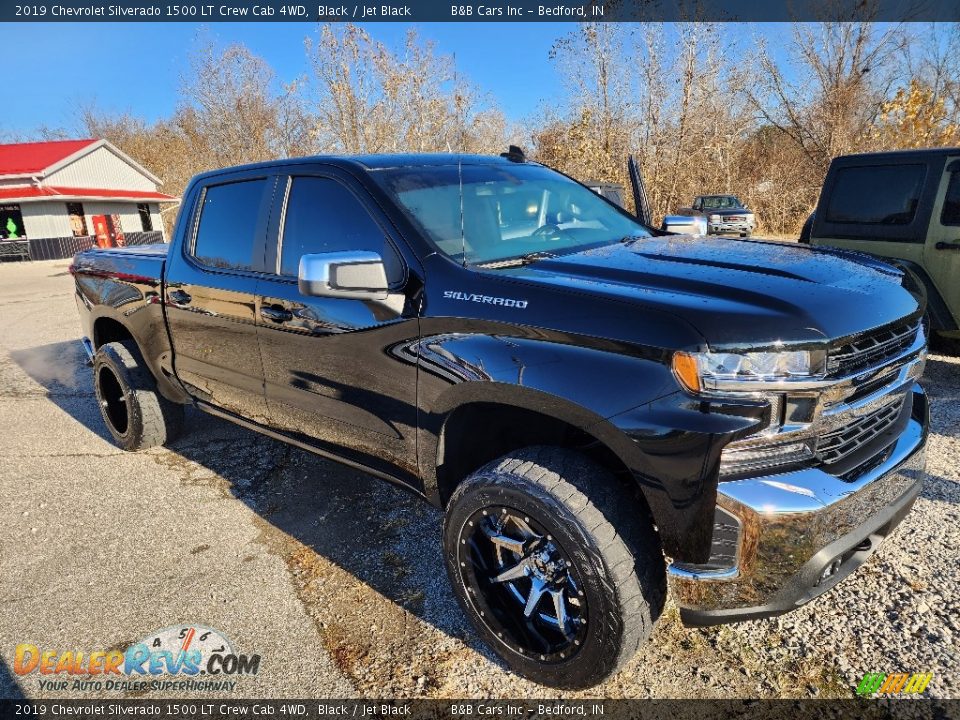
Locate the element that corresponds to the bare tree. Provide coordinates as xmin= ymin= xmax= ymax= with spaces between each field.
xmin=306 ymin=24 xmax=507 ymax=155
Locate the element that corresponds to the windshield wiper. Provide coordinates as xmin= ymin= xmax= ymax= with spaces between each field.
xmin=478 ymin=251 xmax=558 ymax=269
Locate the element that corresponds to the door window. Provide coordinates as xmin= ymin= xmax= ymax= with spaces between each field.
xmin=940 ymin=171 xmax=960 ymax=226
xmin=279 ymin=176 xmax=401 ymax=281
xmin=825 ymin=164 xmax=926 ymax=226
xmin=193 ymin=179 xmax=267 ymax=271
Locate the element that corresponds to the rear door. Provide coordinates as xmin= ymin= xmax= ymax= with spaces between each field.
xmin=164 ymin=172 xmax=278 ymax=422
xmin=254 ymin=168 xmax=422 ymax=484
xmin=924 ymin=157 xmax=960 ymax=327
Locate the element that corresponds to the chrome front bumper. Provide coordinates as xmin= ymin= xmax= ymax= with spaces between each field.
xmin=708 ymin=221 xmax=754 ymax=234
xmin=668 ymin=384 xmax=928 ymax=625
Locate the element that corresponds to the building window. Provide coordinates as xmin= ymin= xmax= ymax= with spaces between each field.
xmin=137 ymin=203 xmax=153 ymax=232
xmin=0 ymin=204 xmax=26 ymax=240
xmin=67 ymin=202 xmax=88 ymax=237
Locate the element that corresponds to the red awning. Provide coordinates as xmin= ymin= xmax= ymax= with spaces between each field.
xmin=0 ymin=186 xmax=178 ymax=203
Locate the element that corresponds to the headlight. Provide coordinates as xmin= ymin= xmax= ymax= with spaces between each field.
xmin=709 ymin=214 xmax=721 ymax=222
xmin=673 ymin=349 xmax=826 ymax=393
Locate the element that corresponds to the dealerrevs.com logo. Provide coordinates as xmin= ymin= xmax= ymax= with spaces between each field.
xmin=13 ymin=624 xmax=261 ymax=693
xmin=856 ymin=672 xmax=933 ymax=695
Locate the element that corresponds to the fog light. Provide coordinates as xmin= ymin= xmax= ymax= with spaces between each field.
xmin=719 ymin=440 xmax=815 ymax=476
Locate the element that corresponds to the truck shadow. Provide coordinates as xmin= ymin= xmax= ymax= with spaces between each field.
xmin=0 ymin=656 xmax=26 ymax=700
xmin=10 ymin=340 xmax=492 ymax=682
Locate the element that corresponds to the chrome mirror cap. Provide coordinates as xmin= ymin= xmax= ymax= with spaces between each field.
xmin=298 ymin=251 xmax=390 ymax=300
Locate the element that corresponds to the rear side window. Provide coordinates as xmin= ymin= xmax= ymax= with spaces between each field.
xmin=279 ymin=176 xmax=401 ymax=280
xmin=825 ymin=164 xmax=925 ymax=226
xmin=193 ymin=179 xmax=266 ymax=271
xmin=941 ymin=171 xmax=960 ymax=226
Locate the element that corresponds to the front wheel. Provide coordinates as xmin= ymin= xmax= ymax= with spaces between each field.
xmin=443 ymin=447 xmax=665 ymax=688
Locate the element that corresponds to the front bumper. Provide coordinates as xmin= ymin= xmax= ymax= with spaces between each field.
xmin=668 ymin=384 xmax=928 ymax=626
xmin=708 ymin=221 xmax=755 ymax=235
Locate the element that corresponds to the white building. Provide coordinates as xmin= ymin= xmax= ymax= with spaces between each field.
xmin=0 ymin=138 xmax=178 ymax=260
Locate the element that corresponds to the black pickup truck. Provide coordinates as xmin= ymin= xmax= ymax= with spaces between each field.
xmin=71 ymin=153 xmax=929 ymax=689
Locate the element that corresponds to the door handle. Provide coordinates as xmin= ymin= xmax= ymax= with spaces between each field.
xmin=260 ymin=306 xmax=293 ymax=323
xmin=168 ymin=289 xmax=192 ymax=306
xmin=935 ymin=241 xmax=960 ymax=251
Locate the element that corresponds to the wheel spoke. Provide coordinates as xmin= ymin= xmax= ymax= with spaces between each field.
xmin=550 ymin=589 xmax=571 ymax=637
xmin=523 ymin=577 xmax=548 ymax=617
xmin=487 ymin=534 xmax=526 ymax=555
xmin=509 ymin=516 xmax=540 ymax=541
xmin=492 ymin=560 xmax=529 ymax=583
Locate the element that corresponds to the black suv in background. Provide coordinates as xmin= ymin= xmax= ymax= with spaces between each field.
xmin=71 ymin=152 xmax=928 ymax=688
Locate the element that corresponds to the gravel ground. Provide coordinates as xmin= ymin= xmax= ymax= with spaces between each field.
xmin=1 ymin=259 xmax=957 ymax=700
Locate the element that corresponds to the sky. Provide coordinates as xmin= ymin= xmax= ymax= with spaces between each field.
xmin=7 ymin=22 xmax=568 ymax=135
xmin=7 ymin=21 xmax=780 ymax=137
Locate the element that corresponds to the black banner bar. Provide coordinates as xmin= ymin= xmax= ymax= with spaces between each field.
xmin=4 ymin=0 xmax=960 ymax=22
xmin=0 ymin=699 xmax=954 ymax=720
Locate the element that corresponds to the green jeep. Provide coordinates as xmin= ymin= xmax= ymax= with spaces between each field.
xmin=801 ymin=148 xmax=960 ymax=351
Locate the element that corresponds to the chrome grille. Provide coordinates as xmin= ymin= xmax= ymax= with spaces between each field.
xmin=827 ymin=320 xmax=921 ymax=377
xmin=818 ymin=397 xmax=905 ymax=465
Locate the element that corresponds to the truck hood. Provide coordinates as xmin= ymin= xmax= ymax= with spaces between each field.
xmin=503 ymin=236 xmax=919 ymax=348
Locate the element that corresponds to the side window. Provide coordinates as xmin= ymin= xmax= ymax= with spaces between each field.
xmin=279 ymin=176 xmax=401 ymax=281
xmin=193 ymin=179 xmax=266 ymax=271
xmin=825 ymin=164 xmax=926 ymax=226
xmin=940 ymin=171 xmax=960 ymax=226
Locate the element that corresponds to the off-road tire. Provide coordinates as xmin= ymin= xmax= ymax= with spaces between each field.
xmin=93 ymin=340 xmax=184 ymax=451
xmin=443 ymin=446 xmax=666 ymax=689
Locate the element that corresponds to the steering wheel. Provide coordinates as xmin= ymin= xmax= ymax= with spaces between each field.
xmin=532 ymin=223 xmax=565 ymax=241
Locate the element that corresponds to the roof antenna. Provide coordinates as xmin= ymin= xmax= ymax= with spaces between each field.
xmin=501 ymin=145 xmax=526 ymax=163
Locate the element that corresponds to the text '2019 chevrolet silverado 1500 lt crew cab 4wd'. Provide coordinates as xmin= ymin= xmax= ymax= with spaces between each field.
xmin=71 ymin=152 xmax=929 ymax=689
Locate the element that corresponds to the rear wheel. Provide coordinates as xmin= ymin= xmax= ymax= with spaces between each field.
xmin=443 ymin=446 xmax=665 ymax=688
xmin=93 ymin=340 xmax=184 ymax=451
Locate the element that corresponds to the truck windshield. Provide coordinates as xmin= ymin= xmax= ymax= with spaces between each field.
xmin=372 ymin=163 xmax=650 ymax=266
xmin=700 ymin=196 xmax=742 ymax=210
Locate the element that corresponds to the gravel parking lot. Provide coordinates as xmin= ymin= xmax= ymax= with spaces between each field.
xmin=1 ymin=259 xmax=957 ymax=700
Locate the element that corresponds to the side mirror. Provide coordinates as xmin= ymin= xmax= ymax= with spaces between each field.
xmin=298 ymin=251 xmax=390 ymax=300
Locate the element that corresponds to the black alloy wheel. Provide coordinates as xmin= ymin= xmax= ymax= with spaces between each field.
xmin=443 ymin=446 xmax=666 ymax=688
xmin=457 ymin=506 xmax=588 ymax=663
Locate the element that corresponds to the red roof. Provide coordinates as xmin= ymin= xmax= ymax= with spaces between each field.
xmin=0 ymin=139 xmax=98 ymax=176
xmin=0 ymin=186 xmax=177 ymax=202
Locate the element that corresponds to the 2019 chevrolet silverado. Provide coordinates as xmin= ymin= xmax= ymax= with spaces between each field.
xmin=71 ymin=152 xmax=928 ymax=688
xmin=800 ymin=147 xmax=960 ymax=352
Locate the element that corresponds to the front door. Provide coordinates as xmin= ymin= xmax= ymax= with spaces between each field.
xmin=164 ymin=174 xmax=277 ymax=422
xmin=255 ymin=171 xmax=422 ymax=485
xmin=925 ymin=158 xmax=960 ymax=329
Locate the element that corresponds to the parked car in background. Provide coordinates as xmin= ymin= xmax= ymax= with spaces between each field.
xmin=800 ymin=147 xmax=960 ymax=352
xmin=679 ymin=195 xmax=756 ymax=237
